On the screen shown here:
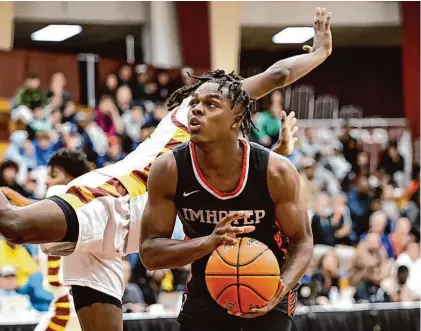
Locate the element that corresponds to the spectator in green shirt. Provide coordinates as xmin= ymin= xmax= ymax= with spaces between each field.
xmin=14 ymin=73 xmax=47 ymax=110
xmin=251 ymin=90 xmax=283 ymax=148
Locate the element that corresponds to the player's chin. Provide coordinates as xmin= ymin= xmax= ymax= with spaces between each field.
xmin=189 ymin=132 xmax=207 ymax=144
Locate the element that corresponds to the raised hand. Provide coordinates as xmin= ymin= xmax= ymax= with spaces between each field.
xmin=272 ymin=111 xmax=298 ymax=157
xmin=303 ymin=7 xmax=332 ymax=56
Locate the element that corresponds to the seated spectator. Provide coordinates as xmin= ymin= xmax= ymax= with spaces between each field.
xmin=311 ymin=194 xmax=337 ymax=247
xmin=14 ymin=73 xmax=47 ymax=110
xmin=96 ymin=136 xmax=126 ymax=168
xmin=314 ymin=152 xmax=341 ymax=196
xmin=378 ymin=141 xmax=405 ymax=183
xmin=46 ymin=72 xmax=71 ymax=112
xmin=118 ymin=64 xmax=135 ymax=91
xmin=101 ymin=73 xmax=119 ymax=100
xmin=251 ymin=90 xmax=283 ymax=148
xmin=299 ymin=159 xmax=319 ymax=210
xmin=0 ymin=160 xmax=30 ymax=198
xmin=331 ymin=194 xmax=355 ymax=245
xmin=339 ymin=124 xmax=362 ymax=168
xmin=116 ymin=85 xmax=134 ymax=114
xmin=122 ymin=260 xmax=146 ymax=313
xmin=33 ymin=131 xmax=62 ymax=167
xmin=347 ymin=176 xmax=372 ymax=235
xmin=0 ymin=265 xmax=33 ymax=314
xmin=401 ymin=258 xmax=421 ymax=301
xmin=381 ymin=184 xmax=400 ymax=222
xmin=389 ymin=217 xmax=412 ymax=257
xmin=401 ymin=189 xmax=420 ymax=242
xmin=95 ymin=95 xmax=124 ymax=137
xmin=3 ymin=131 xmax=37 ymax=182
xmin=394 ymin=242 xmax=420 ymax=276
xmin=27 ymin=106 xmax=53 ymax=138
xmin=348 ymin=233 xmax=393 ymax=303
xmin=379 ymin=265 xmax=409 ymax=302
xmin=133 ymin=64 xmax=150 ymax=103
xmin=156 ymin=70 xmax=174 ymax=102
xmin=300 ymin=127 xmax=320 ymax=158
xmin=311 ymin=250 xmax=340 ymax=305
xmin=0 ymin=241 xmax=38 ymax=288
xmin=361 ymin=211 xmax=394 ymax=258
xmin=123 ymin=105 xmax=148 ymax=147
xmin=62 ymin=100 xmax=77 ymax=124
xmin=325 ymin=142 xmax=351 ymax=181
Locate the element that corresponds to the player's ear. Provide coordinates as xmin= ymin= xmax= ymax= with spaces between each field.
xmin=231 ymin=114 xmax=243 ymax=129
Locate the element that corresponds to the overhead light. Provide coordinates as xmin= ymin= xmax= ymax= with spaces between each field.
xmin=31 ymin=25 xmax=82 ymax=42
xmin=272 ymin=27 xmax=314 ymax=44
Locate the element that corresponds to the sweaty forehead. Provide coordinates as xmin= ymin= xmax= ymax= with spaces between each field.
xmin=193 ymin=82 xmax=229 ymax=99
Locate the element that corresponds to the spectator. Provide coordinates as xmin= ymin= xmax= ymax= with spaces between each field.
xmin=133 ymin=65 xmax=150 ymax=103
xmin=300 ymin=127 xmax=320 ymax=159
xmin=311 ymin=250 xmax=340 ymax=305
xmin=401 ymin=189 xmax=420 ymax=241
xmin=156 ymin=70 xmax=173 ymax=102
xmin=361 ymin=211 xmax=394 ymax=258
xmin=122 ymin=105 xmax=148 ymax=146
xmin=325 ymin=142 xmax=351 ymax=181
xmin=46 ymin=72 xmax=71 ymax=112
xmin=311 ymin=193 xmax=336 ymax=247
xmin=118 ymin=64 xmax=135 ymax=91
xmin=394 ymin=242 xmax=420 ymax=275
xmin=251 ymin=90 xmax=283 ymax=148
xmin=96 ymin=136 xmax=126 ymax=168
xmin=331 ymin=194 xmax=354 ymax=245
xmin=347 ymin=176 xmax=372 ymax=235
xmin=33 ymin=131 xmax=61 ymax=167
xmin=14 ymin=73 xmax=47 ymax=110
xmin=27 ymin=106 xmax=52 ymax=138
xmin=313 ymin=152 xmax=341 ymax=196
xmin=180 ymin=67 xmax=196 ymax=87
xmin=122 ymin=260 xmax=146 ymax=313
xmin=299 ymin=159 xmax=319 ymax=210
xmin=0 ymin=241 xmax=39 ymax=288
xmin=378 ymin=141 xmax=405 ymax=181
xmin=62 ymin=100 xmax=77 ymax=124
xmin=101 ymin=73 xmax=119 ymax=100
xmin=0 ymin=160 xmax=30 ymax=198
xmin=379 ymin=265 xmax=409 ymax=302
xmin=94 ymin=95 xmax=124 ymax=137
xmin=0 ymin=265 xmax=33 ymax=314
xmin=381 ymin=184 xmax=400 ymax=222
xmin=339 ymin=124 xmax=361 ymax=167
xmin=115 ymin=85 xmax=134 ymax=115
xmin=389 ymin=217 xmax=412 ymax=258
xmin=348 ymin=233 xmax=393 ymax=303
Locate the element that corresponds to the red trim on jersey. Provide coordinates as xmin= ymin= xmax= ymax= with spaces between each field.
xmin=189 ymin=140 xmax=249 ymax=199
xmin=171 ymin=107 xmax=189 ymax=132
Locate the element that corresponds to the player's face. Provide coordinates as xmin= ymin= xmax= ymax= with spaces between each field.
xmin=187 ymin=82 xmax=242 ymax=144
xmin=46 ymin=166 xmax=73 ymax=188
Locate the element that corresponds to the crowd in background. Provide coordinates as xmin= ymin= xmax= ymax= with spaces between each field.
xmin=0 ymin=63 xmax=419 ymax=317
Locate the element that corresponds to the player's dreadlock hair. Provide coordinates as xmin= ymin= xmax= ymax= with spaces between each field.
xmin=167 ymin=70 xmax=256 ymax=135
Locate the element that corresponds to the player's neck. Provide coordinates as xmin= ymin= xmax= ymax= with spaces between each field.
xmin=194 ymin=139 xmax=243 ymax=173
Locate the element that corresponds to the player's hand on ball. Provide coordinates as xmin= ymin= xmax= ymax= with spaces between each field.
xmin=303 ymin=7 xmax=332 ymax=56
xmin=233 ymin=278 xmax=286 ymax=318
xmin=207 ymin=212 xmax=255 ymax=248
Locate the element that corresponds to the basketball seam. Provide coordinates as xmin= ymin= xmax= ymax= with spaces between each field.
xmin=238 ymin=283 xmax=271 ymax=302
xmin=215 ymin=284 xmax=237 ymax=301
xmin=215 ymin=247 xmax=238 ymax=267
xmin=239 ymin=247 xmax=270 ymax=267
xmin=237 ymin=237 xmax=242 ymax=313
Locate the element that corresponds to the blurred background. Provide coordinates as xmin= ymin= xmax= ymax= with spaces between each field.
xmin=0 ymin=1 xmax=419 ymax=331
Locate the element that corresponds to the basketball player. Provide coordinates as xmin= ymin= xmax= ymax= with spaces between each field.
xmin=1 ymin=148 xmax=90 ymax=331
xmin=0 ymin=7 xmax=332 ymax=331
xmin=139 ymin=72 xmax=313 ymax=331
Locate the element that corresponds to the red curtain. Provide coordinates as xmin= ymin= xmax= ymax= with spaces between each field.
xmin=175 ymin=2 xmax=211 ymax=69
xmin=402 ymin=2 xmax=420 ymax=139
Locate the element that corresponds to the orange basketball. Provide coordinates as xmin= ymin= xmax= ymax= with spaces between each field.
xmin=205 ymin=237 xmax=280 ymax=314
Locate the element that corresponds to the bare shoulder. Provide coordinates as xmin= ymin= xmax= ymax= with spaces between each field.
xmin=148 ymin=152 xmax=178 ymax=198
xmin=267 ymin=151 xmax=300 ymax=203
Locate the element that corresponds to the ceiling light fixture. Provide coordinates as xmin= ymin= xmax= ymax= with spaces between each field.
xmin=31 ymin=25 xmax=82 ymax=42
xmin=272 ymin=27 xmax=314 ymax=44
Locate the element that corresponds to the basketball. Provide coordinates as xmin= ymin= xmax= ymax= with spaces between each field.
xmin=205 ymin=237 xmax=280 ymax=314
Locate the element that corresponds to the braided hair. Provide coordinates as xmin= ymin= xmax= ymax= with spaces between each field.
xmin=167 ymin=70 xmax=256 ymax=135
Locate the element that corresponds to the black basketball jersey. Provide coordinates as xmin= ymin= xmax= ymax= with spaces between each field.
xmin=173 ymin=139 xmax=289 ymax=293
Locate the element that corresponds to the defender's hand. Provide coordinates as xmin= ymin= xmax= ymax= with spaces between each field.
xmin=272 ymin=111 xmax=298 ymax=156
xmin=206 ymin=212 xmax=255 ymax=249
xmin=232 ymin=278 xmax=286 ymax=318
xmin=303 ymin=7 xmax=332 ymax=56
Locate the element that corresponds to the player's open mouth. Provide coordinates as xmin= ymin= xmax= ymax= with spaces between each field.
xmin=189 ymin=118 xmax=202 ymax=131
